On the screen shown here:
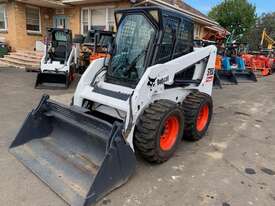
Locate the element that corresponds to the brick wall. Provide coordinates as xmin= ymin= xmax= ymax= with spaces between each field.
xmin=64 ymin=0 xmax=130 ymax=36
xmin=0 ymin=0 xmax=216 ymax=50
xmin=0 ymin=2 xmax=16 ymax=50
xmin=0 ymin=2 xmax=53 ymax=51
xmin=64 ymin=6 xmax=81 ymax=37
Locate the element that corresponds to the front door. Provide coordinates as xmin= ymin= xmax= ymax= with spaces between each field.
xmin=53 ymin=16 xmax=69 ymax=29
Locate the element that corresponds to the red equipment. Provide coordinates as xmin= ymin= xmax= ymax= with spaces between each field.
xmin=242 ymin=54 xmax=272 ymax=76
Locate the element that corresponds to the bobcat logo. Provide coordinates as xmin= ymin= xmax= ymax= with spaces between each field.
xmin=147 ymin=77 xmax=157 ymax=88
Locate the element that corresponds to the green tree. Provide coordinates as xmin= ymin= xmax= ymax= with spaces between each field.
xmin=208 ymin=0 xmax=257 ymax=38
xmin=246 ymin=12 xmax=275 ymax=50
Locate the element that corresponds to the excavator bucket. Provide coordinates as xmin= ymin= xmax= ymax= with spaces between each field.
xmin=9 ymin=95 xmax=136 ymax=206
xmin=35 ymin=72 xmax=70 ymax=89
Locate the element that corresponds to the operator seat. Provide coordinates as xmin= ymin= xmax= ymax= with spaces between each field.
xmin=52 ymin=44 xmax=71 ymax=63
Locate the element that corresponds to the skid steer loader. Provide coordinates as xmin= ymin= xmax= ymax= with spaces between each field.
xmin=35 ymin=28 xmax=77 ymax=89
xmin=217 ymin=44 xmax=257 ymax=85
xmin=10 ymin=7 xmax=217 ymax=206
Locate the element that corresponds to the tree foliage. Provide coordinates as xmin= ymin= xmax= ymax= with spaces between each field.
xmin=246 ymin=12 xmax=275 ymax=50
xmin=208 ymin=0 xmax=257 ymax=37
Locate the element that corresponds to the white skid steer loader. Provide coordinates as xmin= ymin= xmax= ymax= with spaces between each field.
xmin=10 ymin=7 xmax=217 ymax=206
xmin=35 ymin=28 xmax=77 ymax=89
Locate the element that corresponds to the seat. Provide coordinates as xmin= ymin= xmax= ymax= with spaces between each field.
xmin=52 ymin=45 xmax=67 ymax=62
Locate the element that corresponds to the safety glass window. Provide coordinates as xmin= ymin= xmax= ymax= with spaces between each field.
xmin=156 ymin=17 xmax=179 ymax=64
xmin=108 ymin=14 xmax=155 ymax=82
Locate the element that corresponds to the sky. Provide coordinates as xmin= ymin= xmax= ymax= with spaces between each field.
xmin=184 ymin=0 xmax=275 ymax=15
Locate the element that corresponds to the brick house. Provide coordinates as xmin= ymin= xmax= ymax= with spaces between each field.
xmin=0 ymin=0 xmax=226 ymax=51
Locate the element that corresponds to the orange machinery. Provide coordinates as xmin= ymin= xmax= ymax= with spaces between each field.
xmin=78 ymin=30 xmax=114 ymax=73
xmin=242 ymin=53 xmax=272 ymax=76
xmin=214 ymin=55 xmax=223 ymax=88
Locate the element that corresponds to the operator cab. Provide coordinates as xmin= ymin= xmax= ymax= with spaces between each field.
xmin=106 ymin=7 xmax=194 ymax=88
xmin=46 ymin=28 xmax=72 ymax=64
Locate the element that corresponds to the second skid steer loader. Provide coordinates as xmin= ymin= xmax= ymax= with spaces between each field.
xmin=10 ymin=7 xmax=217 ymax=206
xmin=35 ymin=28 xmax=77 ymax=89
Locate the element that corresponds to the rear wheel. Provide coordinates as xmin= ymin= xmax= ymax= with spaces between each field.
xmin=134 ymin=100 xmax=184 ymax=163
xmin=182 ymin=92 xmax=213 ymax=141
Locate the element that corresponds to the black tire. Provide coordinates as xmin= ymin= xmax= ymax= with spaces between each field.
xmin=182 ymin=92 xmax=213 ymax=141
xmin=134 ymin=100 xmax=184 ymax=163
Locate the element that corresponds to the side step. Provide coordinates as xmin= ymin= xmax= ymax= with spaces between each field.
xmin=9 ymin=95 xmax=136 ymax=206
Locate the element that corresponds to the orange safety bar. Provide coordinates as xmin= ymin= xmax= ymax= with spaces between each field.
xmin=90 ymin=53 xmax=110 ymax=62
xmin=215 ymin=55 xmax=222 ymax=70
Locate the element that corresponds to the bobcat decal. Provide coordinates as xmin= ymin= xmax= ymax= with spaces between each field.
xmin=147 ymin=77 xmax=157 ymax=88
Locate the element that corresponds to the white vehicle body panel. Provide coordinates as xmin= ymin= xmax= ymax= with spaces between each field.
xmin=74 ymin=45 xmax=217 ymax=149
xmin=40 ymin=45 xmax=77 ymax=73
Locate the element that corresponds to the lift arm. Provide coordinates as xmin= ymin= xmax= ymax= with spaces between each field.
xmin=261 ymin=28 xmax=275 ymax=50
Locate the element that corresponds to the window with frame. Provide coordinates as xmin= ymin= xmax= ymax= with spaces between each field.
xmin=156 ymin=17 xmax=179 ymax=64
xmin=91 ymin=8 xmax=106 ymax=30
xmin=81 ymin=9 xmax=89 ymax=34
xmin=174 ymin=21 xmax=193 ymax=58
xmin=26 ymin=6 xmax=40 ymax=32
xmin=81 ymin=7 xmax=115 ymax=35
xmin=0 ymin=4 xmax=7 ymax=30
xmin=108 ymin=8 xmax=115 ymax=31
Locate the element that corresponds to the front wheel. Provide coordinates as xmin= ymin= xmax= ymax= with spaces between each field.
xmin=182 ymin=92 xmax=213 ymax=141
xmin=134 ymin=100 xmax=184 ymax=163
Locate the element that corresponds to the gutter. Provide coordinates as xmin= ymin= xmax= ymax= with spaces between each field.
xmin=15 ymin=0 xmax=67 ymax=8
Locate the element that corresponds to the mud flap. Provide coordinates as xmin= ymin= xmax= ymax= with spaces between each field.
xmin=217 ymin=70 xmax=238 ymax=85
xmin=233 ymin=70 xmax=257 ymax=83
xmin=35 ymin=72 xmax=70 ymax=89
xmin=9 ymin=95 xmax=136 ymax=206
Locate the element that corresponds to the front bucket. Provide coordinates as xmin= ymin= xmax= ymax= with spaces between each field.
xmin=217 ymin=70 xmax=238 ymax=85
xmin=9 ymin=95 xmax=136 ymax=206
xmin=35 ymin=72 xmax=69 ymax=89
xmin=233 ymin=70 xmax=257 ymax=83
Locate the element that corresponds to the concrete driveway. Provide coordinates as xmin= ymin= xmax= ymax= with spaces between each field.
xmin=0 ymin=67 xmax=275 ymax=206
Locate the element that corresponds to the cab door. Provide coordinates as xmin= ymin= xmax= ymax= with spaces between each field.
xmin=154 ymin=16 xmax=180 ymax=64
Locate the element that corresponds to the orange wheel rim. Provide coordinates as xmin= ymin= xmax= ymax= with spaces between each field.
xmin=196 ymin=104 xmax=209 ymax=132
xmin=160 ymin=116 xmax=180 ymax=151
